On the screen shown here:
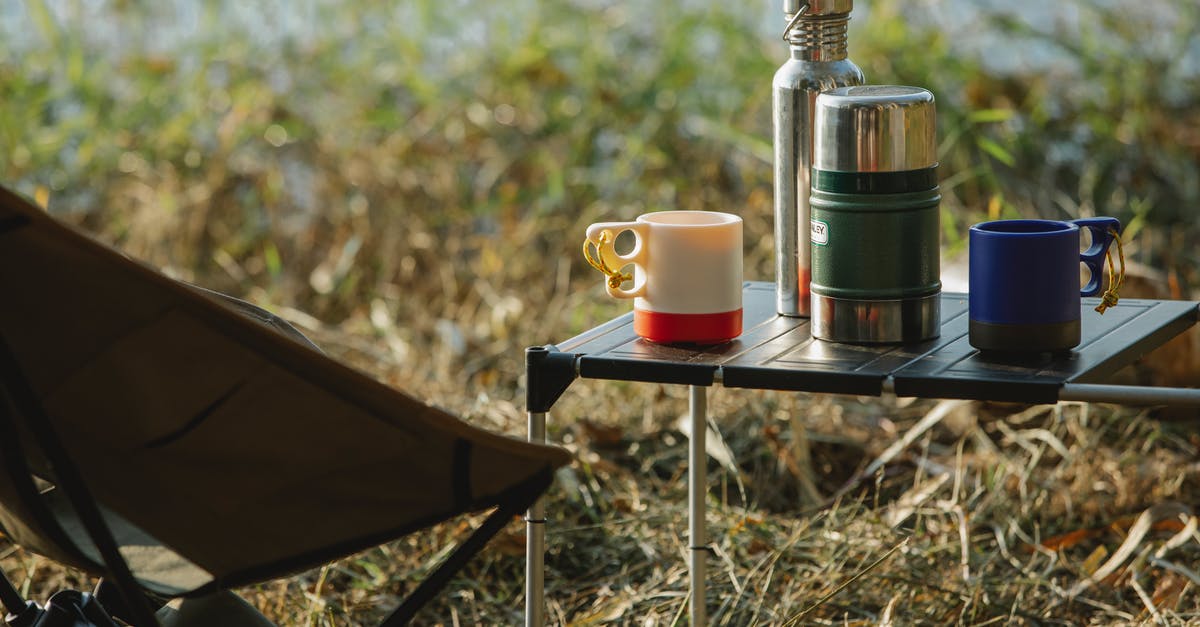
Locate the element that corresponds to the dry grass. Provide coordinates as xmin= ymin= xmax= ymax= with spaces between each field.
xmin=479 ymin=391 xmax=1200 ymax=626
xmin=2 ymin=0 xmax=1200 ymax=624
xmin=7 ymin=389 xmax=1200 ymax=624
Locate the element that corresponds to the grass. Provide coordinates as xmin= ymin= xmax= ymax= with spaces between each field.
xmin=2 ymin=0 xmax=1199 ymax=624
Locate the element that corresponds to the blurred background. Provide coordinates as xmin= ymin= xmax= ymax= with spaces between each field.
xmin=2 ymin=0 xmax=1198 ymax=623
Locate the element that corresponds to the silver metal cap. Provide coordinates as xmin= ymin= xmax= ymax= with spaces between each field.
xmin=784 ymin=0 xmax=852 ymax=17
xmin=813 ymin=86 xmax=937 ymax=172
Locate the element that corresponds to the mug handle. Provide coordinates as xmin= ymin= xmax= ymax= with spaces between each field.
xmin=584 ymin=221 xmax=648 ymax=299
xmin=1073 ymin=217 xmax=1121 ymax=297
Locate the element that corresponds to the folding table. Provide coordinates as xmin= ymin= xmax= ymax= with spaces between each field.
xmin=524 ymin=281 xmax=1200 ymax=625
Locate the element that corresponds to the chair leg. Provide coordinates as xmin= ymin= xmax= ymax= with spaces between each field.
xmin=381 ymin=470 xmax=551 ymax=626
xmin=0 ymin=566 xmax=39 ymax=624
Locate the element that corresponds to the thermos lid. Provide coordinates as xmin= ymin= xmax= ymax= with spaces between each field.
xmin=813 ymin=85 xmax=937 ymax=173
xmin=784 ymin=0 xmax=852 ymax=17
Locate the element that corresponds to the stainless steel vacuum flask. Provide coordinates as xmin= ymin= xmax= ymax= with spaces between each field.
xmin=809 ymin=86 xmax=942 ymax=343
xmin=773 ymin=0 xmax=864 ymax=317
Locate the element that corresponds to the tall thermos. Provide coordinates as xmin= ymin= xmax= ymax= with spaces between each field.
xmin=773 ymin=0 xmax=864 ymax=317
xmin=809 ymin=86 xmax=942 ymax=343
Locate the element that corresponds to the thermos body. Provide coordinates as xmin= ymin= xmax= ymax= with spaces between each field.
xmin=809 ymin=187 xmax=942 ymax=341
xmin=809 ymin=86 xmax=942 ymax=343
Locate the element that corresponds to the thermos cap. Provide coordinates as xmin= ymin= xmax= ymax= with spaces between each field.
xmin=813 ymin=85 xmax=937 ymax=173
xmin=784 ymin=0 xmax=852 ymax=17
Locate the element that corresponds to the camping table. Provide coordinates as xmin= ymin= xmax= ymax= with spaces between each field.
xmin=523 ymin=281 xmax=1200 ymax=626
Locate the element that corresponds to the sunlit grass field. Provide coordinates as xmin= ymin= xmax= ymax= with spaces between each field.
xmin=2 ymin=0 xmax=1199 ymax=623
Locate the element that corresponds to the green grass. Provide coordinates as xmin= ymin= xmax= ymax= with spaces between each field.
xmin=2 ymin=0 xmax=1199 ymax=624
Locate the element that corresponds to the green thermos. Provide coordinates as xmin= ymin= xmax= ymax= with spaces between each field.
xmin=809 ymin=86 xmax=941 ymax=343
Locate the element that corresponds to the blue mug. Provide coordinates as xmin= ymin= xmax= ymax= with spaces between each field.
xmin=968 ymin=217 xmax=1121 ymax=352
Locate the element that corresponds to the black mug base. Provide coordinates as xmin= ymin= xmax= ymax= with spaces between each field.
xmin=969 ymin=318 xmax=1081 ymax=353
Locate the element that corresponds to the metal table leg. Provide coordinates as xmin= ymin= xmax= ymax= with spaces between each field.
xmin=689 ymin=386 xmax=707 ymax=625
xmin=526 ymin=411 xmax=547 ymax=627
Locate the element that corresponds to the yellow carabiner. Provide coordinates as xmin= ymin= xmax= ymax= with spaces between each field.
xmin=583 ymin=230 xmax=632 ymax=290
xmin=1094 ymin=227 xmax=1125 ymax=314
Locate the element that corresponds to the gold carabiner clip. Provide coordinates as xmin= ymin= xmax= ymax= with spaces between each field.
xmin=1094 ymin=227 xmax=1125 ymax=314
xmin=583 ymin=230 xmax=633 ymax=290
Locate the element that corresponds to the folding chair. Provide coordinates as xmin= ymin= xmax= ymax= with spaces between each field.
xmin=0 ymin=184 xmax=571 ymax=625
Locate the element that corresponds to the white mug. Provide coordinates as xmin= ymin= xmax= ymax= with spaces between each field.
xmin=584 ymin=210 xmax=743 ymax=344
